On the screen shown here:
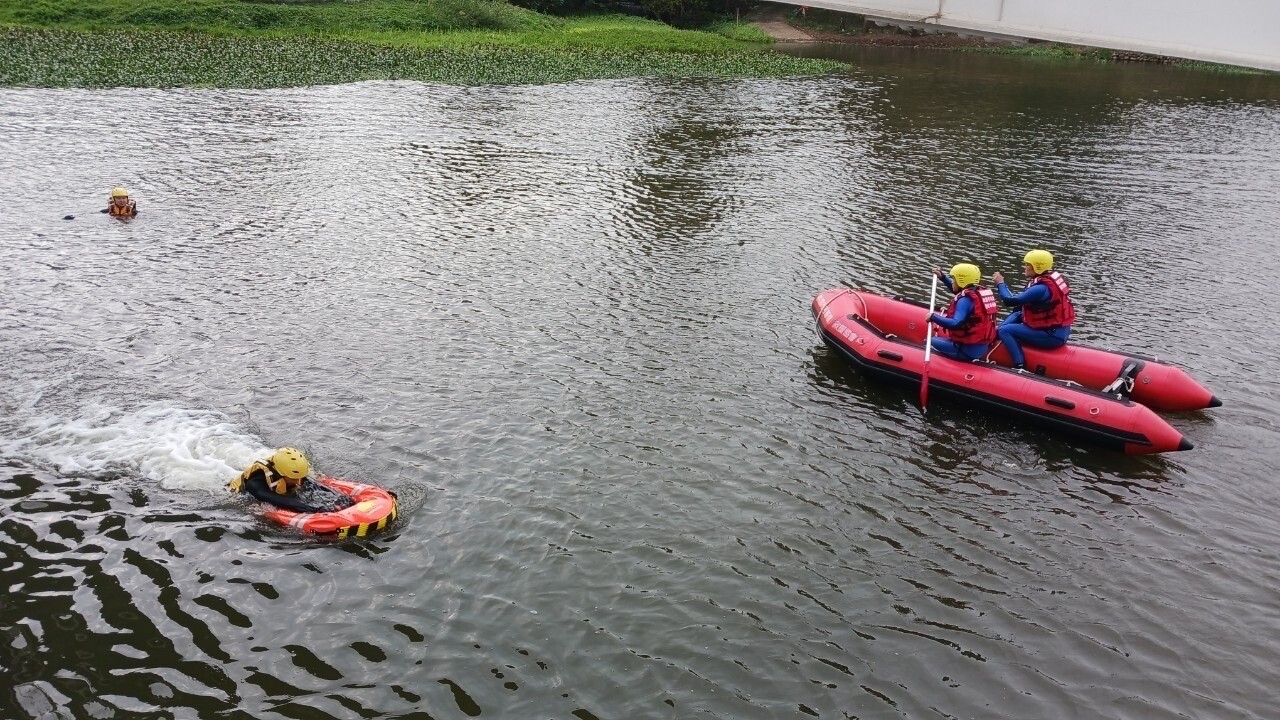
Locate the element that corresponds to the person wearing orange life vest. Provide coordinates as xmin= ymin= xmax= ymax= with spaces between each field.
xmin=104 ymin=187 xmax=137 ymax=217
xmin=926 ymin=263 xmax=999 ymax=361
xmin=991 ymin=249 xmax=1075 ymax=370
xmin=229 ymin=447 xmax=351 ymax=513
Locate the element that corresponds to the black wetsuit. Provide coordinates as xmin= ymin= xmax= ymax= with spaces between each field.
xmin=239 ymin=468 xmax=353 ymax=513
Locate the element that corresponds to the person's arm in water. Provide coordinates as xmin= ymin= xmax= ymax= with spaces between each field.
xmin=995 ymin=281 xmax=1050 ymax=307
xmin=930 ymin=296 xmax=972 ymax=330
xmin=298 ymin=478 xmax=355 ymax=512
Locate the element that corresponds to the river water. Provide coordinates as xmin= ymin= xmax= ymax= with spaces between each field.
xmin=2 ymin=48 xmax=1279 ymax=719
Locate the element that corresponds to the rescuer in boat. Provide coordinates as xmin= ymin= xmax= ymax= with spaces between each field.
xmin=927 ymin=263 xmax=999 ymax=361
xmin=229 ymin=447 xmax=353 ymax=513
xmin=991 ymin=249 xmax=1076 ymax=371
xmin=103 ymin=187 xmax=137 ymax=218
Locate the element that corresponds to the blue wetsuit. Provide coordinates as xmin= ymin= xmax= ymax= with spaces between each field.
xmin=928 ymin=275 xmax=990 ymax=361
xmin=995 ymin=282 xmax=1072 ymax=367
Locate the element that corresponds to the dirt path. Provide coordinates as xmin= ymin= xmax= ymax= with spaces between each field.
xmin=744 ymin=5 xmax=817 ymax=42
xmin=745 ymin=4 xmax=1008 ymax=48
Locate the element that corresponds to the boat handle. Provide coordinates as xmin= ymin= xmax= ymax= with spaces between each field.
xmin=876 ymin=350 xmax=903 ymax=362
xmin=1044 ymin=396 xmax=1075 ymax=410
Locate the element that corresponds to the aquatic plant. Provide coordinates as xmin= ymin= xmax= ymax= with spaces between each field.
xmin=0 ymin=28 xmax=847 ymax=88
xmin=0 ymin=1 xmax=847 ymax=87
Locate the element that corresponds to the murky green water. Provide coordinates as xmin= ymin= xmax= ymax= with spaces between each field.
xmin=2 ymin=50 xmax=1279 ymax=719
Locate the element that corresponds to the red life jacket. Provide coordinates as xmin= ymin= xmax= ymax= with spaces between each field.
xmin=1022 ymin=271 xmax=1075 ymax=330
xmin=943 ymin=285 xmax=998 ymax=344
xmin=108 ymin=199 xmax=136 ymax=217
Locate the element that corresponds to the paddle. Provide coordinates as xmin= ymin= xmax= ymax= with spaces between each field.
xmin=920 ymin=273 xmax=939 ymax=410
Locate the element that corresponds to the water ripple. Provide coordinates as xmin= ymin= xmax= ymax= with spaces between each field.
xmin=2 ymin=58 xmax=1280 ymax=719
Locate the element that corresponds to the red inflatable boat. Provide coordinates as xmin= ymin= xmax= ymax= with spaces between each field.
xmin=261 ymin=477 xmax=398 ymax=538
xmin=812 ymin=289 xmax=1197 ymax=454
xmin=823 ymin=289 xmax=1219 ymax=411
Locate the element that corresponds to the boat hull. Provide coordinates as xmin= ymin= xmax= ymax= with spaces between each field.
xmin=825 ymin=289 xmax=1218 ymax=411
xmin=813 ymin=289 xmax=1193 ymax=454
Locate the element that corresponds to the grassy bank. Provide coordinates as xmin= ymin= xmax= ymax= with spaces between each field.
xmin=0 ymin=26 xmax=845 ymax=87
xmin=1 ymin=0 xmax=550 ymax=36
xmin=0 ymin=0 xmax=844 ymax=87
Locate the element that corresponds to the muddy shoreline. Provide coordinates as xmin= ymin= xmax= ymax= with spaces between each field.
xmin=746 ymin=5 xmax=1184 ymax=62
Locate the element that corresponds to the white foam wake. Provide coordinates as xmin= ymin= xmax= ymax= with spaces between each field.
xmin=2 ymin=403 xmax=269 ymax=492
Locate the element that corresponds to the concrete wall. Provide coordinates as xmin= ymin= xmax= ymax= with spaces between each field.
xmin=789 ymin=0 xmax=1280 ymax=71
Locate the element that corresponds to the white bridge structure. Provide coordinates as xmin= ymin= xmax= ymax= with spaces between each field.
xmin=783 ymin=0 xmax=1280 ymax=72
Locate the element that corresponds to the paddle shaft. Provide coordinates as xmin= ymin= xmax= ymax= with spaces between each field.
xmin=924 ymin=275 xmax=938 ymax=362
xmin=920 ymin=273 xmax=939 ymax=408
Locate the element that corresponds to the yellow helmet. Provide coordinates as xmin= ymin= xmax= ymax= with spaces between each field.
xmin=110 ymin=187 xmax=129 ymax=198
xmin=1023 ymin=249 xmax=1054 ymax=274
xmin=269 ymin=448 xmax=310 ymax=480
xmin=949 ymin=263 xmax=982 ymax=289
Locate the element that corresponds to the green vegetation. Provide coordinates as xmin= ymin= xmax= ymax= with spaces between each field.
xmin=966 ymin=43 xmax=1113 ymax=61
xmin=0 ymin=0 xmax=552 ymax=35
xmin=1159 ymin=59 xmax=1269 ymax=75
xmin=0 ymin=26 xmax=845 ymax=87
xmin=0 ymin=0 xmax=847 ymax=87
xmin=705 ymin=19 xmax=773 ymax=44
